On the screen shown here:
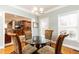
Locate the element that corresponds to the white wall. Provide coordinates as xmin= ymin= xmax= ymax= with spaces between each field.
xmin=39 ymin=17 xmax=49 ymax=37
xmin=31 ymin=16 xmax=39 ymax=36
xmin=39 ymin=5 xmax=79 ymax=50
xmin=0 ymin=13 xmax=4 ymax=48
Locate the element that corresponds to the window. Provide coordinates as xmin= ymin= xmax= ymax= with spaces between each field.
xmin=58 ymin=11 xmax=79 ymax=41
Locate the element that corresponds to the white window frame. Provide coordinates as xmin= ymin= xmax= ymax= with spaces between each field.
xmin=58 ymin=10 xmax=79 ymax=42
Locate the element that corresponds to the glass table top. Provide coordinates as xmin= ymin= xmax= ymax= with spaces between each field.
xmin=26 ymin=36 xmax=50 ymax=44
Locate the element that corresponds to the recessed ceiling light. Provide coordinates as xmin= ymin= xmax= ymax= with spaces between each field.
xmin=39 ymin=8 xmax=44 ymax=12
xmin=32 ymin=10 xmax=34 ymax=13
xmin=33 ymin=7 xmax=38 ymax=11
xmin=35 ymin=11 xmax=39 ymax=15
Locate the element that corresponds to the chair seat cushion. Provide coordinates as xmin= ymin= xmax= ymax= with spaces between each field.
xmin=22 ymin=44 xmax=37 ymax=54
xmin=37 ymin=45 xmax=55 ymax=54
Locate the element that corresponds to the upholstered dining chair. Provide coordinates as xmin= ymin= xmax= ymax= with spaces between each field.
xmin=12 ymin=35 xmax=37 ymax=54
xmin=24 ymin=31 xmax=32 ymax=40
xmin=45 ymin=30 xmax=53 ymax=46
xmin=37 ymin=34 xmax=69 ymax=54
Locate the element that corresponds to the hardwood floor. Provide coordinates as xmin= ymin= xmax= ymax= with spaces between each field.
xmin=51 ymin=43 xmax=79 ymax=54
xmin=0 ymin=42 xmax=26 ymax=54
xmin=0 ymin=42 xmax=79 ymax=54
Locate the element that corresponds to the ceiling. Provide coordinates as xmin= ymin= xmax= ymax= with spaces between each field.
xmin=16 ymin=5 xmax=60 ymax=15
xmin=5 ymin=5 xmax=65 ymax=23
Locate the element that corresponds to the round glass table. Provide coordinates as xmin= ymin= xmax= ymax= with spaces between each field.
xmin=25 ymin=36 xmax=50 ymax=49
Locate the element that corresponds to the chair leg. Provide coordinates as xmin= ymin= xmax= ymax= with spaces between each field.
xmin=48 ymin=41 xmax=51 ymax=46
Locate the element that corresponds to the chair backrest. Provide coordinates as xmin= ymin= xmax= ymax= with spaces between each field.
xmin=12 ymin=35 xmax=22 ymax=54
xmin=55 ymin=34 xmax=69 ymax=54
xmin=24 ymin=31 xmax=32 ymax=39
xmin=45 ymin=30 xmax=53 ymax=40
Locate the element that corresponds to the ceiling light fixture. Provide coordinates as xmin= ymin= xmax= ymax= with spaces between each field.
xmin=33 ymin=7 xmax=38 ymax=11
xmin=39 ymin=8 xmax=44 ymax=12
xmin=32 ymin=7 xmax=44 ymax=15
